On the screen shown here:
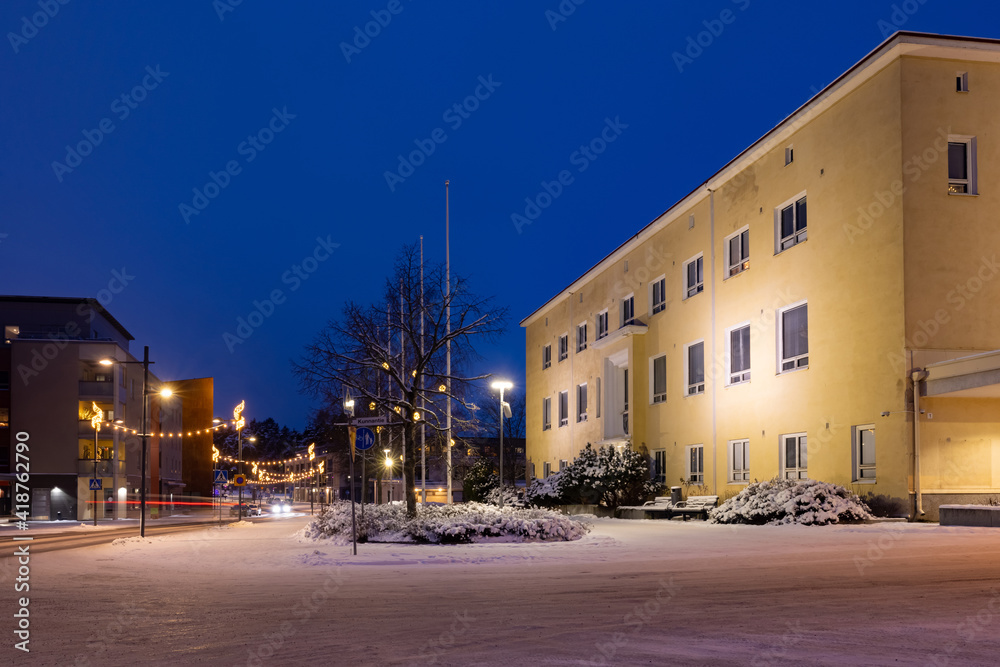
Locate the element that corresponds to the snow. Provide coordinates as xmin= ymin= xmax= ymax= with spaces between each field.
xmin=710 ymin=478 xmax=873 ymax=525
xmin=18 ymin=513 xmax=1000 ymax=665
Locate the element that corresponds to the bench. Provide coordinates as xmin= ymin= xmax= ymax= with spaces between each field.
xmin=939 ymin=504 xmax=1000 ymax=527
xmin=669 ymin=495 xmax=719 ymax=521
xmin=616 ymin=495 xmax=719 ymax=521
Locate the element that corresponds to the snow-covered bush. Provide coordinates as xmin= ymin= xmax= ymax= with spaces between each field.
xmin=462 ymin=458 xmax=498 ymax=503
xmin=526 ymin=444 xmax=659 ymax=508
xmin=709 ymin=478 xmax=873 ymax=526
xmin=304 ymin=501 xmax=588 ymax=544
xmin=485 ymin=485 xmax=521 ymax=506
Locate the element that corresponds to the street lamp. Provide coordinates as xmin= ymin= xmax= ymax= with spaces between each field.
xmin=491 ymin=380 xmax=513 ymax=508
xmin=100 ymin=346 xmax=172 ymax=537
xmin=383 ymin=448 xmax=393 ymax=503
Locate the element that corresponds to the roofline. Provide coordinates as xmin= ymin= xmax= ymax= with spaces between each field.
xmin=0 ymin=295 xmax=135 ymax=341
xmin=520 ymin=31 xmax=1000 ymax=327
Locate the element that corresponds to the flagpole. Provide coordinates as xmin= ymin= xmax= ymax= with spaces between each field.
xmin=420 ymin=235 xmax=426 ymax=504
xmin=445 ymin=180 xmax=452 ymax=504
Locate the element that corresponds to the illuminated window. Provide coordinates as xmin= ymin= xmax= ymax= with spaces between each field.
xmin=948 ymin=135 xmax=977 ymax=194
xmin=725 ymin=228 xmax=750 ymax=277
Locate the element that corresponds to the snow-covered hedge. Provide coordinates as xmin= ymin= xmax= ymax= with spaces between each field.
xmin=525 ymin=444 xmax=659 ymax=508
xmin=709 ymin=478 xmax=873 ymax=526
xmin=304 ymin=501 xmax=589 ymax=544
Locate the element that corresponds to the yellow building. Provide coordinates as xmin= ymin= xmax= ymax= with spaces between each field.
xmin=521 ymin=32 xmax=1000 ymax=521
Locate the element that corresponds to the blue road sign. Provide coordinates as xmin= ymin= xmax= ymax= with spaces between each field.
xmin=89 ymin=479 xmax=102 ymax=491
xmin=355 ymin=427 xmax=376 ymax=450
xmin=214 ymin=470 xmax=228 ymax=484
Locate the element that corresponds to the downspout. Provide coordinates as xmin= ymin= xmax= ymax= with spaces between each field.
xmin=569 ymin=290 xmax=574 ymax=463
xmin=708 ymin=188 xmax=718 ymax=495
xmin=911 ymin=365 xmax=927 ymax=517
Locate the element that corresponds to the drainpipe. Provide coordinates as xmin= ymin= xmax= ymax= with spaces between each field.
xmin=911 ymin=367 xmax=927 ymax=517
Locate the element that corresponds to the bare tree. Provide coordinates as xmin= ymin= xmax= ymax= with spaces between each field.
xmin=294 ymin=243 xmax=508 ymax=516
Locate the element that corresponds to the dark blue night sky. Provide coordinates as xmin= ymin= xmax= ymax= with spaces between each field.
xmin=3 ymin=1 xmax=999 ymax=428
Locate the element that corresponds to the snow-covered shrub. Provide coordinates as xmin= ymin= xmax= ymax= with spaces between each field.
xmin=527 ymin=444 xmax=659 ymax=509
xmin=484 ymin=485 xmax=521 ymax=506
xmin=709 ymin=478 xmax=873 ymax=526
xmin=304 ymin=501 xmax=588 ymax=544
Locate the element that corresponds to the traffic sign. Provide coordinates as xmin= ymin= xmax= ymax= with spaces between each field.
xmin=355 ymin=427 xmax=376 ymax=450
xmin=232 ymin=474 xmax=247 ymax=487
xmin=89 ymin=479 xmax=102 ymax=491
xmin=213 ymin=470 xmax=228 ymax=484
xmin=354 ymin=416 xmax=388 ymax=427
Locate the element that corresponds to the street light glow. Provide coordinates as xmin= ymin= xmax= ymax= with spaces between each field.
xmin=99 ymin=358 xmax=113 ymax=366
xmin=159 ymin=387 xmax=173 ymax=398
xmin=491 ymin=380 xmax=513 ymax=391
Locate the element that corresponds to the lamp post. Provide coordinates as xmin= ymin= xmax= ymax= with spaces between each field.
xmin=491 ymin=380 xmax=513 ymax=508
xmin=233 ymin=401 xmax=247 ymax=520
xmin=383 ymin=448 xmax=392 ymax=503
xmin=100 ymin=347 xmax=172 ymax=537
xmin=344 ymin=392 xmax=357 ymax=556
xmin=90 ymin=402 xmax=103 ymax=526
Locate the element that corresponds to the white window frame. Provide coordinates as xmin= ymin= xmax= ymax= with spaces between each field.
xmin=558 ymin=333 xmax=568 ymax=362
xmin=595 ymin=377 xmax=601 ymax=419
xmin=724 ymin=226 xmax=750 ymax=278
xmin=774 ymin=191 xmax=807 ymax=253
xmin=596 ymin=310 xmax=609 ymax=340
xmin=649 ymin=354 xmax=667 ymax=404
xmin=576 ymin=383 xmax=587 ymax=422
xmin=684 ymin=340 xmax=705 ymax=396
xmin=728 ymin=438 xmax=750 ymax=484
xmin=683 ymin=253 xmax=704 ymax=299
xmin=542 ymin=396 xmax=552 ymax=431
xmin=781 ymin=433 xmax=808 ymax=480
xmin=559 ymin=459 xmax=568 ymax=472
xmin=653 ymin=449 xmax=666 ymax=486
xmin=725 ymin=322 xmax=751 ymax=386
xmin=543 ymin=461 xmax=551 ymax=478
xmin=576 ymin=321 xmax=588 ymax=353
xmin=685 ymin=444 xmax=704 ymax=484
xmin=650 ymin=275 xmax=667 ymax=314
xmin=852 ymin=424 xmax=876 ymax=483
xmin=542 ymin=344 xmax=552 ymax=370
xmin=558 ymin=390 xmax=569 ymax=427
xmin=784 ymin=145 xmax=794 ymax=165
xmin=956 ymin=71 xmax=969 ymax=93
xmin=620 ymin=294 xmax=635 ymax=327
xmin=777 ymin=301 xmax=809 ymax=374
xmin=948 ymin=134 xmax=977 ymax=195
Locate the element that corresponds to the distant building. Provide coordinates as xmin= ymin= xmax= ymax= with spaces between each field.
xmin=0 ymin=296 xmax=213 ymax=520
xmin=522 ymin=33 xmax=1000 ymax=521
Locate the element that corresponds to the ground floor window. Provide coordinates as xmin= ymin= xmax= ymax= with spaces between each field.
xmin=686 ymin=444 xmax=704 ymax=484
xmin=729 ymin=439 xmax=749 ymax=483
xmin=853 ymin=425 xmax=875 ymax=482
xmin=653 ymin=449 xmax=666 ymax=486
xmin=782 ymin=433 xmax=807 ymax=479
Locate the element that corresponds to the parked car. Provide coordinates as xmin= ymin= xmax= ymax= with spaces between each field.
xmin=229 ymin=503 xmax=259 ymax=517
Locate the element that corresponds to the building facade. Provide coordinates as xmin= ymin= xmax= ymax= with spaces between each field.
xmin=0 ymin=296 xmax=212 ymax=520
xmin=522 ymin=32 xmax=1000 ymax=520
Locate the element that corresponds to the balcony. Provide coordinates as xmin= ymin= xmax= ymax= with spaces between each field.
xmin=79 ymin=380 xmax=114 ymax=397
xmin=78 ymin=459 xmax=126 ymax=477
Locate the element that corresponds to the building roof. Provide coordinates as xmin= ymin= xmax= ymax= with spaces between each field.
xmin=520 ymin=31 xmax=1000 ymax=327
xmin=0 ymin=295 xmax=135 ymax=341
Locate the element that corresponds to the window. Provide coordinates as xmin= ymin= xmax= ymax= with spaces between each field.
xmin=0 ymin=407 xmax=9 ymax=428
xmin=576 ymin=323 xmax=587 ymax=353
xmin=957 ymin=71 xmax=969 ymax=92
xmin=3 ymin=325 xmax=19 ymax=342
xmin=782 ymin=433 xmax=808 ymax=479
xmin=650 ymin=354 xmax=666 ymax=404
xmin=728 ymin=324 xmax=751 ymax=385
xmin=542 ymin=344 xmax=552 ymax=370
xmin=543 ymin=461 xmax=551 ymax=478
xmin=684 ymin=255 xmax=704 ymax=298
xmin=651 ymin=276 xmax=667 ymax=314
xmin=596 ymin=310 xmax=608 ymax=340
xmin=948 ymin=135 xmax=977 ymax=194
xmin=0 ymin=370 xmax=9 ymax=391
xmin=726 ymin=228 xmax=750 ymax=277
xmin=853 ymin=425 xmax=876 ymax=482
xmin=785 ymin=146 xmax=794 ymax=165
xmin=595 ymin=377 xmax=601 ymax=419
xmin=653 ymin=449 xmax=666 ymax=486
xmin=559 ymin=459 xmax=568 ymax=472
xmin=558 ymin=334 xmax=568 ymax=362
xmin=778 ymin=303 xmax=808 ymax=372
xmin=776 ymin=195 xmax=807 ymax=252
xmin=576 ymin=383 xmax=587 ymax=422
xmin=621 ymin=295 xmax=635 ymax=327
xmin=685 ymin=341 xmax=705 ymax=396
xmin=542 ymin=397 xmax=552 ymax=431
xmin=729 ymin=439 xmax=749 ymax=483
xmin=686 ymin=445 xmax=704 ymax=483
xmin=558 ymin=391 xmax=568 ymax=427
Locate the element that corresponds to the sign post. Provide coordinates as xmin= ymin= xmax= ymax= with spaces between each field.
xmin=349 ymin=425 xmax=357 ymax=556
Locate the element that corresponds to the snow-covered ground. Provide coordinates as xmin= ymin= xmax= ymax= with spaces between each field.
xmin=10 ymin=514 xmax=1000 ymax=666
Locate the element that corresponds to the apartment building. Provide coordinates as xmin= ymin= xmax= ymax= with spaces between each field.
xmin=522 ymin=32 xmax=1000 ymax=520
xmin=0 ymin=296 xmax=212 ymax=520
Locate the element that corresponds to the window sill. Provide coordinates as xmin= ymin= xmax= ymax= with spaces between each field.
xmin=853 ymin=478 xmax=877 ymax=484
xmin=685 ymin=390 xmax=705 ymax=398
xmin=727 ymin=480 xmax=749 ymax=486
xmin=947 ymin=192 xmax=979 ymax=197
xmin=778 ymin=365 xmax=808 ymax=376
xmin=725 ymin=379 xmax=750 ymax=388
xmin=773 ymin=237 xmax=807 ymax=257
